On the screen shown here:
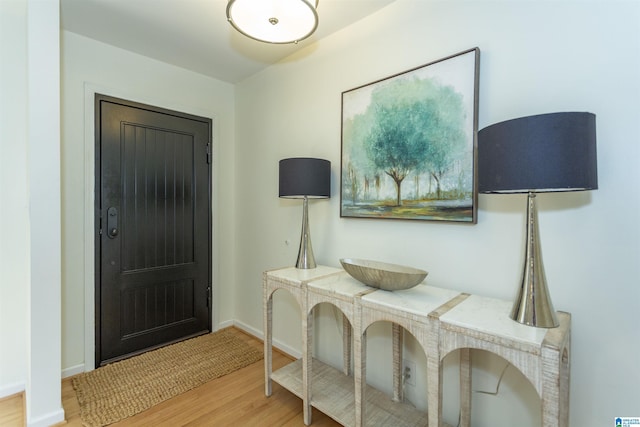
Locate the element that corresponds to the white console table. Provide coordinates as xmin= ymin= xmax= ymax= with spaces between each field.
xmin=263 ymin=266 xmax=571 ymax=427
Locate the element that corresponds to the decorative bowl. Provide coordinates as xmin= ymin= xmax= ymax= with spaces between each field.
xmin=339 ymin=258 xmax=428 ymax=291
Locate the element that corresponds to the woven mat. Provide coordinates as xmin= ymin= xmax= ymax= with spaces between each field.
xmin=72 ymin=328 xmax=263 ymax=427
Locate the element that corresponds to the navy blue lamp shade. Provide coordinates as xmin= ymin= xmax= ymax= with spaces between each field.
xmin=279 ymin=158 xmax=331 ymax=199
xmin=478 ymin=112 xmax=598 ymax=193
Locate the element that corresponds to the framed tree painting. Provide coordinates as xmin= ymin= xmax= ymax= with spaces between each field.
xmin=340 ymin=48 xmax=480 ymax=223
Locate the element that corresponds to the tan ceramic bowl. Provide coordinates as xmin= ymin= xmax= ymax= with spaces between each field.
xmin=340 ymin=258 xmax=428 ymax=291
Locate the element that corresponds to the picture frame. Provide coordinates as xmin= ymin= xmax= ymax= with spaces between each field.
xmin=340 ymin=48 xmax=480 ymax=223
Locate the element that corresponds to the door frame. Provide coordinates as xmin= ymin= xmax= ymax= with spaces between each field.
xmin=82 ymin=84 xmax=218 ymax=371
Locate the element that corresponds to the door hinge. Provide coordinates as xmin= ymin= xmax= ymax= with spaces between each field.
xmin=206 ymin=142 xmax=211 ymax=164
xmin=207 ymin=286 xmax=212 ymax=307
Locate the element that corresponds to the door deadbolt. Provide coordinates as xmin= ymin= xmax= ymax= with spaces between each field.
xmin=107 ymin=207 xmax=118 ymax=239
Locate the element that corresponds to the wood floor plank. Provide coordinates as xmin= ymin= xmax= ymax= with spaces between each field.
xmin=0 ymin=393 xmax=24 ymax=427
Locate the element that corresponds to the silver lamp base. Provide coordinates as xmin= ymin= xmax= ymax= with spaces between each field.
xmin=295 ymin=196 xmax=316 ymax=269
xmin=511 ymin=192 xmax=559 ymax=328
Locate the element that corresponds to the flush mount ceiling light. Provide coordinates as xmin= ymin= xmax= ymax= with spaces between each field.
xmin=226 ymin=0 xmax=319 ymax=44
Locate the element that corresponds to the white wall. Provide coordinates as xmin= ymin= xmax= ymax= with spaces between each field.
xmin=0 ymin=0 xmax=29 ymax=398
xmin=26 ymin=0 xmax=64 ymax=425
xmin=235 ymin=1 xmax=640 ymax=426
xmin=1 ymin=1 xmax=65 ymax=425
xmin=60 ymin=31 xmax=237 ymax=373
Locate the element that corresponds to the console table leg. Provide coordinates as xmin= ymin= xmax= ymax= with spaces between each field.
xmin=392 ymin=323 xmax=403 ymax=402
xmin=559 ymin=341 xmax=570 ymax=427
xmin=264 ymin=288 xmax=273 ymax=397
xmin=302 ymin=309 xmax=313 ymax=425
xmin=541 ymin=344 xmax=570 ymax=427
xmin=426 ymin=315 xmax=442 ymax=427
xmin=459 ymin=348 xmax=471 ymax=427
xmin=541 ymin=314 xmax=571 ymax=427
xmin=343 ymin=314 xmax=352 ymax=376
xmin=427 ymin=353 xmax=442 ymax=427
xmin=354 ymin=328 xmax=367 ymax=427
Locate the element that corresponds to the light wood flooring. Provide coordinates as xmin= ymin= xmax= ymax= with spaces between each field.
xmin=0 ymin=328 xmax=340 ymax=426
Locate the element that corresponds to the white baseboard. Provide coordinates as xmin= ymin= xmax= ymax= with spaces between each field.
xmin=229 ymin=319 xmax=261 ymax=338
xmin=62 ymin=363 xmax=85 ymax=379
xmin=0 ymin=381 xmax=25 ymax=399
xmin=216 ymin=319 xmax=234 ymax=330
xmin=26 ymin=408 xmax=65 ymax=427
xmin=1 ymin=365 xmax=83 ymax=400
xmin=230 ymin=319 xmax=301 ymax=359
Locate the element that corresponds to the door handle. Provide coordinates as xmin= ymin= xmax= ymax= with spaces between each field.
xmin=107 ymin=207 xmax=118 ymax=239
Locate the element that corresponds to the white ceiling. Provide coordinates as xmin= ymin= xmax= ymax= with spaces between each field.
xmin=60 ymin=0 xmax=396 ymax=84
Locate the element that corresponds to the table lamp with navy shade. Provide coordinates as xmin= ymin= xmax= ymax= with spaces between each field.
xmin=279 ymin=157 xmax=331 ymax=269
xmin=478 ymin=112 xmax=598 ymax=327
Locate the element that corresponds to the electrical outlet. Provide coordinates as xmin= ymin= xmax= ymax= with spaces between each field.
xmin=403 ymin=359 xmax=416 ymax=386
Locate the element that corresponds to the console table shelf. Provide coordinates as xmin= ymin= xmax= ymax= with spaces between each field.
xmin=263 ymin=266 xmax=570 ymax=427
xmin=272 ymin=358 xmax=433 ymax=427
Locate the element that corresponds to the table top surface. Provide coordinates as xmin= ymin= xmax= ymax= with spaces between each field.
xmin=361 ymin=284 xmax=462 ymax=318
xmin=439 ymin=294 xmax=552 ymax=346
xmin=307 ymin=271 xmax=377 ymax=298
xmin=265 ymin=265 xmax=342 ymax=286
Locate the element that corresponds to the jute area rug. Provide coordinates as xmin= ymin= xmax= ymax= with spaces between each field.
xmin=72 ymin=328 xmax=263 ymax=427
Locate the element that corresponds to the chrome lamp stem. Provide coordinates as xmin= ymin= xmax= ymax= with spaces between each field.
xmin=295 ymin=196 xmax=316 ymax=269
xmin=510 ymin=192 xmax=559 ymax=328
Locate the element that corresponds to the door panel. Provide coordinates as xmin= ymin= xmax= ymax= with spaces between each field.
xmin=96 ymin=95 xmax=211 ymax=366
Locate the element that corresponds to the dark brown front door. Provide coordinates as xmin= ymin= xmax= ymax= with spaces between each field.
xmin=95 ymin=95 xmax=211 ymax=366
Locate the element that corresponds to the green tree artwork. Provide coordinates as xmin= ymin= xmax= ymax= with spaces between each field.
xmin=340 ymin=48 xmax=479 ymax=222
